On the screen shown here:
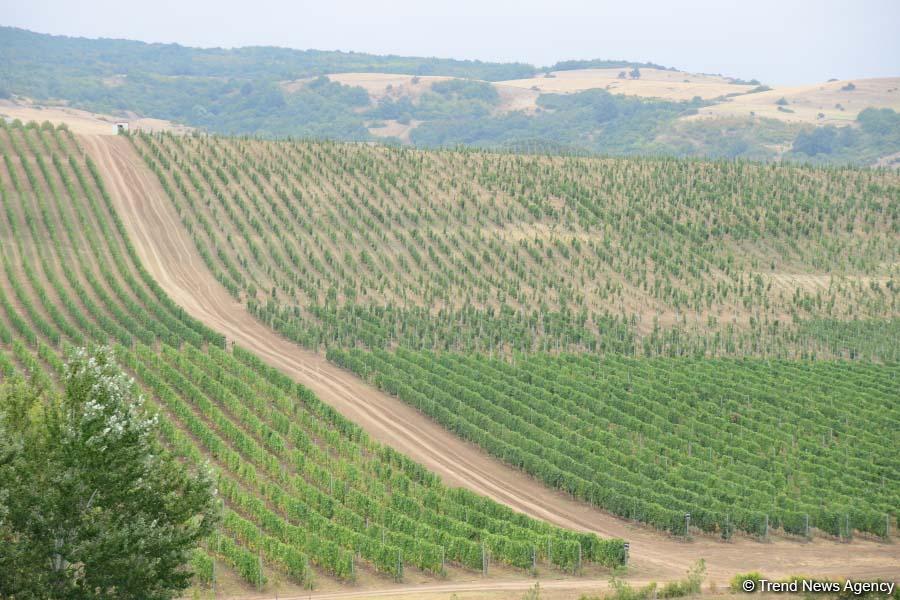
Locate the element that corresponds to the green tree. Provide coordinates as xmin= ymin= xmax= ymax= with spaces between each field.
xmin=0 ymin=347 xmax=218 ymax=600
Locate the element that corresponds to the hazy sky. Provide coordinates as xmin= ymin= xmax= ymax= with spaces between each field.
xmin=5 ymin=0 xmax=899 ymax=85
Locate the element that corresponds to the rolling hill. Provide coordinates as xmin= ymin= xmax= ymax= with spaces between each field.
xmin=80 ymin=127 xmax=900 ymax=593
xmin=124 ymin=131 xmax=898 ymax=361
xmin=2 ymin=26 xmax=900 ymax=598
xmin=97 ymin=126 xmax=899 ymax=546
xmin=0 ymin=112 xmax=892 ymax=596
xmin=0 ymin=118 xmax=631 ymax=596
xmin=3 ymin=27 xmax=899 ymax=164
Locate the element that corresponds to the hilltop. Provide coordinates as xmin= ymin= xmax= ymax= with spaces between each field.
xmin=3 ymin=27 xmax=899 ymax=164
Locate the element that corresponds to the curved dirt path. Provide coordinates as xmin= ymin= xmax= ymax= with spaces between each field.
xmin=80 ymin=134 xmax=899 ymax=588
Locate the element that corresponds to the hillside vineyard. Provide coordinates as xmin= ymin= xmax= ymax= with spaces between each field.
xmin=124 ymin=130 xmax=900 ymax=541
xmin=0 ymin=120 xmax=626 ymax=588
xmin=329 ymin=349 xmax=898 ymax=539
xmin=131 ymin=133 xmax=898 ymax=361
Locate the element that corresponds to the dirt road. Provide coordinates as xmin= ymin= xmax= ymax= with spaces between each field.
xmin=80 ymin=134 xmax=899 ymax=590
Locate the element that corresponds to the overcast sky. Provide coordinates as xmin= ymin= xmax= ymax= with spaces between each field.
xmin=5 ymin=0 xmax=899 ymax=85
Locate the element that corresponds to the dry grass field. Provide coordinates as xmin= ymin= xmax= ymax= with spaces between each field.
xmin=690 ymin=77 xmax=900 ymax=125
xmin=497 ymin=67 xmax=754 ymax=100
xmin=282 ymin=73 xmax=543 ymax=139
xmin=0 ymin=98 xmax=191 ymax=135
xmin=323 ymin=73 xmax=454 ymax=101
xmin=282 ymin=70 xmax=900 ymax=147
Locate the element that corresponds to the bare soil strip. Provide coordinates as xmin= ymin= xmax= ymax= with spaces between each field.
xmin=80 ymin=134 xmax=899 ymax=589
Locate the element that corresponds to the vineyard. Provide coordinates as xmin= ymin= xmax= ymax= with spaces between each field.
xmin=130 ymin=132 xmax=898 ymax=361
xmin=114 ymin=128 xmax=900 ymax=545
xmin=329 ymin=348 xmax=899 ymax=540
xmin=0 ymin=119 xmax=626 ymax=591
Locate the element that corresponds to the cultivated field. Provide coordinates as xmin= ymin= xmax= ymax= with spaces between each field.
xmin=0 ymin=120 xmax=640 ymax=596
xmin=332 ymin=349 xmax=898 ymax=539
xmin=4 ymin=24 xmax=899 ymax=599
xmin=126 ymin=132 xmax=898 ymax=361
xmin=82 ymin=132 xmax=900 ymax=596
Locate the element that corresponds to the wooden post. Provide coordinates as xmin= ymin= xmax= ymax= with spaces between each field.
xmin=764 ymin=514 xmax=769 ymax=540
xmin=577 ymin=543 xmax=582 ymax=573
xmin=257 ymin=547 xmax=263 ymax=591
xmin=481 ymin=541 xmax=487 ymax=576
xmin=532 ymin=545 xmax=536 ymax=573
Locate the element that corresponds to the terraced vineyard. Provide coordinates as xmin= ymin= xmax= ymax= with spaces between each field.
xmin=0 ymin=120 xmax=626 ymax=591
xmin=330 ymin=348 xmax=899 ymax=540
xmin=131 ymin=132 xmax=898 ymax=360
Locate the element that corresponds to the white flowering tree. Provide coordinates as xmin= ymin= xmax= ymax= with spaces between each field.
xmin=0 ymin=347 xmax=218 ymax=599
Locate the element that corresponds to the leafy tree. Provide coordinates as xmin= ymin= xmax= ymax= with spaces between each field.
xmin=630 ymin=67 xmax=641 ymax=79
xmin=0 ymin=347 xmax=218 ymax=600
xmin=857 ymin=107 xmax=900 ymax=136
xmin=549 ymin=58 xmax=671 ymax=71
xmin=792 ymin=125 xmax=838 ymax=155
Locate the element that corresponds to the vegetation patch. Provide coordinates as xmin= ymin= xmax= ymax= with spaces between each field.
xmin=330 ymin=349 xmax=899 ymax=539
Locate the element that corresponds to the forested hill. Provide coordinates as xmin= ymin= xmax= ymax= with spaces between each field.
xmin=0 ymin=26 xmax=537 ymax=82
xmin=2 ymin=27 xmax=899 ymax=164
xmin=0 ymin=27 xmax=705 ymax=147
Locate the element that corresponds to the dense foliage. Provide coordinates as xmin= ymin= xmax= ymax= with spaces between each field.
xmin=0 ymin=348 xmax=218 ymax=600
xmin=409 ymin=90 xmax=706 ymax=154
xmin=0 ymin=26 xmax=534 ymax=82
xmin=0 ymin=26 xmax=532 ymax=139
xmin=791 ymin=108 xmax=900 ymax=163
xmin=132 ymin=132 xmax=898 ymax=360
xmin=546 ymin=59 xmax=675 ymax=72
xmin=0 ymin=119 xmax=624 ymax=591
xmin=330 ymin=349 xmax=899 ymax=540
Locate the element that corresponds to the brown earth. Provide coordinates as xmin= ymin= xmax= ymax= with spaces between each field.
xmin=81 ymin=134 xmax=900 ymax=598
xmin=0 ymin=99 xmax=190 ymax=135
xmin=498 ymin=68 xmax=752 ymax=101
xmin=688 ymin=77 xmax=900 ymax=125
